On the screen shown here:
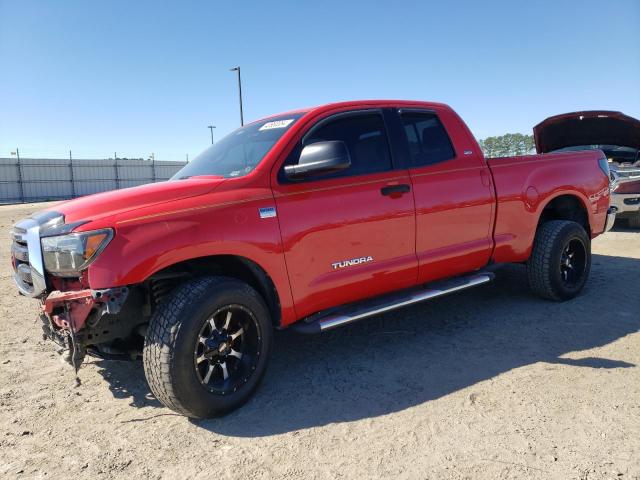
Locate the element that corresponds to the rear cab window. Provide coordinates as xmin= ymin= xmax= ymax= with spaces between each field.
xmin=399 ymin=111 xmax=456 ymax=167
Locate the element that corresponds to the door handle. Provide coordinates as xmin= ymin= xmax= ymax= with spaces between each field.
xmin=381 ymin=184 xmax=411 ymax=196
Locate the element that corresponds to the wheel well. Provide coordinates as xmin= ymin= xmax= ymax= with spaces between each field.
xmin=538 ymin=195 xmax=590 ymax=233
xmin=146 ymin=255 xmax=282 ymax=327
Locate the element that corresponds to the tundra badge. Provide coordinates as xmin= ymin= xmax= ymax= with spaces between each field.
xmin=332 ymin=256 xmax=374 ymax=270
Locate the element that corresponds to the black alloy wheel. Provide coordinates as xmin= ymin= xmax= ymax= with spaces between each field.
xmin=194 ymin=304 xmax=261 ymax=395
xmin=559 ymin=238 xmax=587 ymax=288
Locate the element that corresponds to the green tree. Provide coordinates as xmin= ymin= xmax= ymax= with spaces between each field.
xmin=478 ymin=133 xmax=535 ymax=157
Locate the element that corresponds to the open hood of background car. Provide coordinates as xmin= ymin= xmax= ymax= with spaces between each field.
xmin=534 ymin=110 xmax=640 ymax=153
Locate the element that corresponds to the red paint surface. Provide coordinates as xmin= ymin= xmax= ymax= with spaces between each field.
xmin=48 ymin=101 xmax=611 ymax=327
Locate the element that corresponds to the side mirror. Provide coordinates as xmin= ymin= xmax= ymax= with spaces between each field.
xmin=284 ymin=141 xmax=351 ymax=180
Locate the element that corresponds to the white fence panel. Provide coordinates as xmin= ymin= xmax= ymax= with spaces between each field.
xmin=0 ymin=158 xmax=187 ymax=203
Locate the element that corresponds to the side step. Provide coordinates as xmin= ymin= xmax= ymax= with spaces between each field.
xmin=291 ymin=272 xmax=494 ymax=334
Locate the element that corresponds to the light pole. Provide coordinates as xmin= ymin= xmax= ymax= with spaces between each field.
xmin=207 ymin=125 xmax=216 ymax=144
xmin=229 ymin=66 xmax=244 ymax=126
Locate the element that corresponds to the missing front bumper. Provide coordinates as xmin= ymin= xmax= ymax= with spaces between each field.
xmin=40 ymin=287 xmax=131 ymax=370
xmin=42 ymin=287 xmax=130 ymax=332
xmin=40 ymin=312 xmax=67 ymax=349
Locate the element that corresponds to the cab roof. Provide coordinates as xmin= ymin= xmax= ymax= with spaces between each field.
xmin=255 ymin=100 xmax=451 ymax=123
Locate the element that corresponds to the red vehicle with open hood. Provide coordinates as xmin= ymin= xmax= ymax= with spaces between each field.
xmin=534 ymin=110 xmax=640 ymax=227
xmin=11 ymin=100 xmax=614 ymax=418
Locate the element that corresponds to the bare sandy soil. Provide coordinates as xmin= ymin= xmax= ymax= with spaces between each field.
xmin=0 ymin=202 xmax=638 ymax=480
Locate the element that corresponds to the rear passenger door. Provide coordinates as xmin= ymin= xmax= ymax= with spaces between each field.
xmin=394 ymin=109 xmax=495 ymax=284
xmin=272 ymin=110 xmax=418 ymax=318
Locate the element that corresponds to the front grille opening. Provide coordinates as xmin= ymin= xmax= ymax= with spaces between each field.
xmin=16 ymin=264 xmax=33 ymax=285
xmin=11 ymin=232 xmax=34 ymax=291
xmin=12 ymin=243 xmax=29 ymax=263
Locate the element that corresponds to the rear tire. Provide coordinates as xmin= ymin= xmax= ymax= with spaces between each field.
xmin=143 ymin=276 xmax=273 ymax=418
xmin=527 ymin=220 xmax=591 ymax=301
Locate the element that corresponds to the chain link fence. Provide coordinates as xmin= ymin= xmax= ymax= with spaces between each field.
xmin=0 ymin=158 xmax=187 ymax=204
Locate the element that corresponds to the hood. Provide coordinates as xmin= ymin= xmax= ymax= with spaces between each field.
xmin=51 ymin=177 xmax=225 ymax=224
xmin=534 ymin=111 xmax=640 ymax=153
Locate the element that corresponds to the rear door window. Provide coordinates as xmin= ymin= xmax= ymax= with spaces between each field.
xmin=399 ymin=111 xmax=456 ymax=167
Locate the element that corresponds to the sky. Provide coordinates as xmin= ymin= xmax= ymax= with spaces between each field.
xmin=1 ymin=0 xmax=638 ymax=160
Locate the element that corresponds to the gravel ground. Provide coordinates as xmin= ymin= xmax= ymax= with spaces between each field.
xmin=0 ymin=202 xmax=638 ymax=480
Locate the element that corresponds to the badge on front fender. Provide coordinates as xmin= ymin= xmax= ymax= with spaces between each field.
xmin=332 ymin=256 xmax=374 ymax=270
xmin=259 ymin=207 xmax=277 ymax=219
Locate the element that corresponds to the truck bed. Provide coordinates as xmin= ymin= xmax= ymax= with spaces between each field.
xmin=487 ymin=150 xmax=610 ymax=263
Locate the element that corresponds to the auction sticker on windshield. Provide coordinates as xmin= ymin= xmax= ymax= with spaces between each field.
xmin=259 ymin=119 xmax=295 ymax=130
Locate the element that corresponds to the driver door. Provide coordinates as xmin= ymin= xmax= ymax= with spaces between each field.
xmin=271 ymin=110 xmax=418 ymax=318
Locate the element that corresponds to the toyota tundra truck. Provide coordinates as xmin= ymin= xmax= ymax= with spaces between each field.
xmin=11 ymin=100 xmax=615 ymax=418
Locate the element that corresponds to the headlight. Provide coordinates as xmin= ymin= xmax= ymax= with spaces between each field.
xmin=41 ymin=229 xmax=113 ymax=276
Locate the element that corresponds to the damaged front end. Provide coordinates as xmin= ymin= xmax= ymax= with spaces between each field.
xmin=40 ymin=286 xmax=132 ymax=371
xmin=12 ymin=211 xmax=147 ymax=372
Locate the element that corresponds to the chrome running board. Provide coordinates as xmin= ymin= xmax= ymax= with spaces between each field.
xmin=292 ymin=272 xmax=494 ymax=334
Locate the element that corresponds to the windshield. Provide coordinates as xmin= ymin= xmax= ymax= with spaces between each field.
xmin=553 ymin=145 xmax=639 ymax=164
xmin=173 ymin=113 xmax=304 ymax=179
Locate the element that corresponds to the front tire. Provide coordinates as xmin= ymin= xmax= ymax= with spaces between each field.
xmin=143 ymin=276 xmax=273 ymax=418
xmin=527 ymin=220 xmax=591 ymax=301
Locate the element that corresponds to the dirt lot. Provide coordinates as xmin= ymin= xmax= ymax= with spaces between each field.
xmin=0 ymin=202 xmax=638 ymax=480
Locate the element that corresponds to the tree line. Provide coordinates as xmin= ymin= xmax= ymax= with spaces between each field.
xmin=478 ymin=133 xmax=535 ymax=157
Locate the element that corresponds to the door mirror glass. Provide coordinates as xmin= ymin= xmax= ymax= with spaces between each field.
xmin=284 ymin=140 xmax=351 ymax=180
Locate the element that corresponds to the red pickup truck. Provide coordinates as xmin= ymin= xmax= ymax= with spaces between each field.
xmin=11 ymin=100 xmax=615 ymax=418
